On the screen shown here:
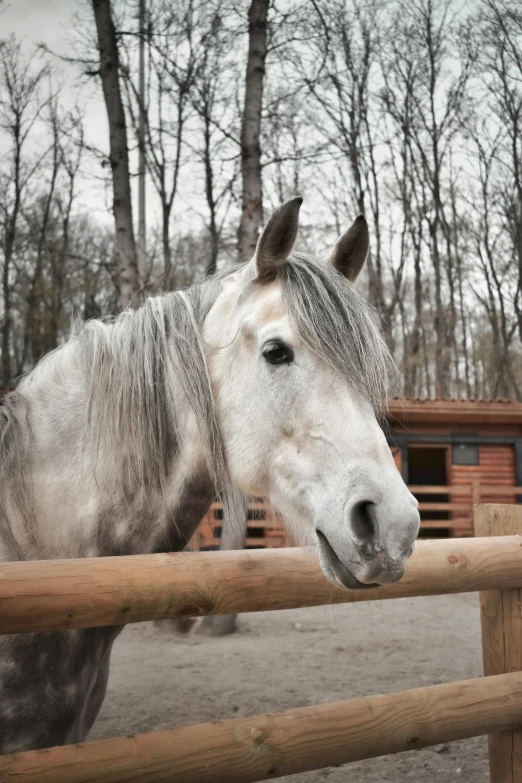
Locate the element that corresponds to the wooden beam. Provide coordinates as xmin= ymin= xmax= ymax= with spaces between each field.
xmin=475 ymin=505 xmax=522 ymax=783
xmin=387 ymin=398 xmax=522 ymax=426
xmin=1 ymin=537 xmax=522 ymax=635
xmin=418 ymin=502 xmax=470 ymax=511
xmin=409 ymin=485 xmax=472 ymax=494
xmin=480 ymin=487 xmax=522 ymax=495
xmin=418 ymin=520 xmax=465 ymax=529
xmin=1 ymin=672 xmax=522 ymax=782
xmin=196 ymin=538 xmax=277 ymax=548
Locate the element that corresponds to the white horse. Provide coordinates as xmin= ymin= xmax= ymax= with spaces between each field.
xmin=0 ymin=198 xmax=419 ymax=752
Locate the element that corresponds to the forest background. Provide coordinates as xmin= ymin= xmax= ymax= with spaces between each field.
xmin=1 ymin=0 xmax=522 ymax=402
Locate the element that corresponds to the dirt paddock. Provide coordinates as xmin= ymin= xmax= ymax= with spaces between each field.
xmin=89 ymin=593 xmax=488 ymax=782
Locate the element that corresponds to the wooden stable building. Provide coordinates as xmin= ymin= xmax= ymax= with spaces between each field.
xmin=388 ymin=398 xmax=522 ymax=537
xmin=194 ymin=398 xmax=522 ymax=549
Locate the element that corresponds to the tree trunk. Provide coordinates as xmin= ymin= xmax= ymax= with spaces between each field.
xmin=208 ymin=0 xmax=270 ymax=636
xmin=23 ymin=115 xmax=60 ymax=368
xmin=204 ymin=113 xmax=219 ymax=276
xmin=92 ymin=0 xmax=139 ymax=309
xmin=162 ymin=201 xmax=172 ymax=288
xmin=137 ymin=0 xmax=147 ymax=285
xmin=236 ymin=0 xmax=269 ymax=262
xmin=2 ymin=129 xmax=22 ymax=387
xmin=406 ymin=236 xmax=423 ymax=397
xmin=2 ymin=238 xmax=13 ymax=386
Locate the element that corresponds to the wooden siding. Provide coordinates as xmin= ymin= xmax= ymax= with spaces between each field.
xmin=191 ymin=443 xmax=519 ymax=549
xmin=452 ymin=445 xmax=516 ymax=534
xmin=193 ymin=502 xmax=287 ymax=550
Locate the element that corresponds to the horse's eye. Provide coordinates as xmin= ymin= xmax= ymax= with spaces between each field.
xmin=262 ymin=340 xmax=294 ymax=366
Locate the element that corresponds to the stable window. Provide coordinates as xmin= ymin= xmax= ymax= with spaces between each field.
xmin=452 ymin=443 xmax=479 ymax=466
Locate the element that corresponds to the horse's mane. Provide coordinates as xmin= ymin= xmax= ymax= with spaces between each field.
xmin=77 ymin=276 xmax=227 ymax=496
xmin=0 ymin=254 xmax=396 ymax=558
xmin=0 ymin=393 xmax=34 ymax=559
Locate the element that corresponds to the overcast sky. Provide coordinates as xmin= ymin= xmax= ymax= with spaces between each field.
xmin=1 ymin=0 xmax=179 ymax=230
xmin=3 ymin=0 xmax=461 ymax=247
xmin=3 ymin=1 xmax=106 ymax=211
xmin=4 ymin=0 xmax=75 ymax=47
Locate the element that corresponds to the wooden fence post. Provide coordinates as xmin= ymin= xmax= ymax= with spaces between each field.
xmin=475 ymin=504 xmax=522 ymax=782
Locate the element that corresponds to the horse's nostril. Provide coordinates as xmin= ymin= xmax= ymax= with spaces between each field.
xmin=350 ymin=500 xmax=377 ymax=541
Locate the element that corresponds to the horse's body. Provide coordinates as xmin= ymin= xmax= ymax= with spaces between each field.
xmin=0 ymin=296 xmax=218 ymax=751
xmin=0 ymin=333 xmax=215 ymax=751
xmin=0 ymin=199 xmax=419 ymax=752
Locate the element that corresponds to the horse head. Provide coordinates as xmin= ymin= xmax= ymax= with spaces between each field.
xmin=204 ymin=198 xmax=420 ymax=589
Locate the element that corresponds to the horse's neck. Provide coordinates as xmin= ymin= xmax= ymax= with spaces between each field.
xmin=4 ymin=343 xmax=214 ymax=561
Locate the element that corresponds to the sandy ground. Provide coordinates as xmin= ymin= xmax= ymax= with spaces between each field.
xmin=89 ymin=592 xmax=488 ymax=782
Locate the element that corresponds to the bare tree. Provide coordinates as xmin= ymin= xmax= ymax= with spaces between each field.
xmin=189 ymin=11 xmax=241 ymax=275
xmin=0 ymin=38 xmax=48 ymax=385
xmin=4 ymin=0 xmax=522 ymax=406
xmin=45 ymin=111 xmax=85 ymax=354
xmin=92 ymin=0 xmax=140 ymax=308
xmin=379 ymin=11 xmax=429 ymax=394
xmin=21 ymin=93 xmax=62 ymax=369
xmin=302 ymin=0 xmax=405 ymax=350
xmin=237 ymin=0 xmax=269 ymax=261
xmin=477 ymin=0 xmax=522 ymax=349
xmin=121 ymin=0 xmax=208 ymax=287
xmin=465 ymin=118 xmax=521 ymax=399
xmin=137 ymin=0 xmax=147 ymax=283
xmin=397 ymin=0 xmax=474 ymax=396
xmin=200 ymin=0 xmax=270 ymax=636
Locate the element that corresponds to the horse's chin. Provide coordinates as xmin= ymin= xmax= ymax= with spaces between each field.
xmin=316 ymin=530 xmax=379 ymax=591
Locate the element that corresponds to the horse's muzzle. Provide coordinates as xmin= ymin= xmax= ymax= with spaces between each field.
xmin=316 ymin=494 xmax=420 ymax=590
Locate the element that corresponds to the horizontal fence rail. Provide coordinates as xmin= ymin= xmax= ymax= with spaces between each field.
xmin=409 ymin=485 xmax=522 ymax=495
xmin=1 ymin=536 xmax=522 ymax=634
xmin=1 ymin=672 xmax=522 ymax=782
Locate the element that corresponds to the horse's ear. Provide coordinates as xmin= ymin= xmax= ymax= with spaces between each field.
xmin=255 ymin=197 xmax=303 ymax=282
xmin=328 ymin=214 xmax=369 ymax=282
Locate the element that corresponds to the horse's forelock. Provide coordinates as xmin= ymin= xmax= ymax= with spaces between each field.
xmin=280 ymin=252 xmax=398 ymax=420
xmin=215 ymin=252 xmax=396 ymax=419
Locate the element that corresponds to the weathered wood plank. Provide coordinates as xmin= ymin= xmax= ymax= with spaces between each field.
xmin=418 ymin=520 xmax=465 ymax=529
xmin=1 ymin=537 xmax=522 ymax=634
xmin=475 ymin=505 xmax=522 ymax=783
xmin=1 ymin=673 xmax=522 ymax=782
xmin=418 ymin=502 xmax=470 ymax=511
xmin=480 ymin=487 xmax=522 ymax=495
xmin=408 ymin=485 xmax=472 ymax=493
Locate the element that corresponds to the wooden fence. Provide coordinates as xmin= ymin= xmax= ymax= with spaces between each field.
xmin=0 ymin=504 xmax=521 ymax=782
xmin=192 ymin=483 xmax=522 ymax=549
xmin=413 ymin=483 xmax=522 ymax=535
